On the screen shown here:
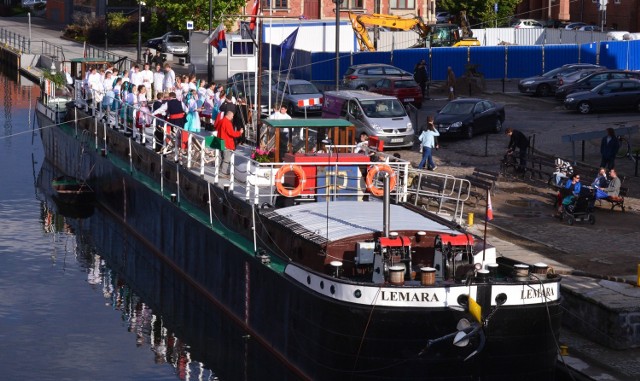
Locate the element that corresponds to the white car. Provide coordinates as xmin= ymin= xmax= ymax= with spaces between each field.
xmin=578 ymin=25 xmax=601 ymax=32
xmin=435 ymin=12 xmax=451 ymax=23
xmin=564 ymin=22 xmax=588 ymax=30
xmin=510 ymin=19 xmax=544 ymax=29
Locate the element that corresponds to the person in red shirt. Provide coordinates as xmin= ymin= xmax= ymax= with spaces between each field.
xmin=217 ymin=110 xmax=243 ymax=151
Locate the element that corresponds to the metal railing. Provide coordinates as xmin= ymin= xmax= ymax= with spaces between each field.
xmin=0 ymin=27 xmax=65 ymax=61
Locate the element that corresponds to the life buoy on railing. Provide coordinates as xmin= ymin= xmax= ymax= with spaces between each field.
xmin=275 ymin=164 xmax=307 ymax=197
xmin=366 ymin=164 xmax=397 ymax=197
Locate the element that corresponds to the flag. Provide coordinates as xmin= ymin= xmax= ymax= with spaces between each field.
xmin=248 ymin=0 xmax=259 ymax=31
xmin=279 ymin=27 xmax=299 ymax=61
xmin=210 ymin=24 xmax=227 ymax=53
xmin=486 ymin=191 xmax=494 ymax=221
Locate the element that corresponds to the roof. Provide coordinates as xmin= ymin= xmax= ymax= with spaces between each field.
xmin=68 ymin=58 xmax=115 ymax=63
xmin=261 ymin=118 xmax=353 ymax=129
xmin=264 ymin=201 xmax=458 ymax=244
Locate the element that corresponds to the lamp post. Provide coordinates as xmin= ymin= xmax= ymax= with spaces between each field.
xmin=208 ymin=0 xmax=213 ymax=83
xmin=105 ymin=0 xmax=108 ymax=52
xmin=137 ymin=1 xmax=145 ymax=63
xmin=335 ymin=0 xmax=340 ymax=91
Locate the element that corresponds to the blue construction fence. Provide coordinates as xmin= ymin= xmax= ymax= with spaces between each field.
xmin=263 ymin=40 xmax=640 ymax=89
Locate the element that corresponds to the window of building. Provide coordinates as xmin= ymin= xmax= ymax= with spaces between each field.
xmin=349 ymin=0 xmax=364 ymax=9
xmin=613 ymin=0 xmax=621 ymax=4
xmin=390 ymin=0 xmax=415 ymax=9
xmin=262 ymin=0 xmax=288 ymax=9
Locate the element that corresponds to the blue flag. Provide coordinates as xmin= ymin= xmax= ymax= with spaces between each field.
xmin=280 ymin=27 xmax=299 ymax=61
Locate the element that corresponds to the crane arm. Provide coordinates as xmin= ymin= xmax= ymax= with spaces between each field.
xmin=349 ymin=12 xmax=430 ymax=51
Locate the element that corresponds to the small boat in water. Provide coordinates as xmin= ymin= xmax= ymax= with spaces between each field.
xmin=51 ymin=175 xmax=94 ymax=204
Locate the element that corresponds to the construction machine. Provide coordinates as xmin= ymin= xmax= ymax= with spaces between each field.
xmin=349 ymin=12 xmax=480 ymax=51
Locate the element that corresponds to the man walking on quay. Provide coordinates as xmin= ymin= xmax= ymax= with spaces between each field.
xmin=600 ymin=128 xmax=620 ymax=170
xmin=505 ymin=128 xmax=529 ymax=172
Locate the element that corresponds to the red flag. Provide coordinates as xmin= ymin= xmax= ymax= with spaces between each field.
xmin=486 ymin=192 xmax=494 ymax=221
xmin=249 ymin=0 xmax=259 ymax=31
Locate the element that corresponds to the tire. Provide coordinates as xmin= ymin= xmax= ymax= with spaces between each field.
xmin=537 ymin=84 xmax=551 ymax=97
xmin=494 ymin=118 xmax=503 ymax=133
xmin=465 ymin=125 xmax=474 ymax=139
xmin=588 ymin=215 xmax=595 ymax=225
xmin=356 ymin=85 xmax=368 ymax=91
xmin=577 ymin=101 xmax=592 ymax=114
xmin=287 ymin=102 xmax=296 ymax=116
xmin=616 ymin=137 xmax=630 ymax=158
xmin=567 ymin=216 xmax=575 ymax=226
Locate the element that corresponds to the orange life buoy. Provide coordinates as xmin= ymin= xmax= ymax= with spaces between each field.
xmin=366 ymin=164 xmax=397 ymax=197
xmin=275 ymin=164 xmax=307 ymax=197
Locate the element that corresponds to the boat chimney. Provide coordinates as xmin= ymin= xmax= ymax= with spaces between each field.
xmin=383 ymin=173 xmax=390 ymax=237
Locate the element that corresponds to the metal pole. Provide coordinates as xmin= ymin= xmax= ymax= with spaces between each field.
xmin=207 ymin=0 xmax=212 ymax=83
xmin=335 ymin=0 xmax=340 ymax=91
xmin=137 ymin=1 xmax=142 ymax=63
xmin=105 ymin=0 xmax=108 ymax=52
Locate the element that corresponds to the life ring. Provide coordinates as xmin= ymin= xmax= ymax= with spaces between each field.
xmin=366 ymin=164 xmax=397 ymax=197
xmin=275 ymin=164 xmax=306 ymax=197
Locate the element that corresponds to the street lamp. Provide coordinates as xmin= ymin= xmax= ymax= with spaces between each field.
xmin=333 ymin=0 xmax=342 ymax=91
xmin=208 ymin=0 xmax=212 ymax=83
xmin=105 ymin=0 xmax=108 ymax=52
xmin=137 ymin=1 xmax=146 ymax=63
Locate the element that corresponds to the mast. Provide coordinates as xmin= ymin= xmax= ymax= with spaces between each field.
xmin=256 ymin=16 xmax=263 ymax=145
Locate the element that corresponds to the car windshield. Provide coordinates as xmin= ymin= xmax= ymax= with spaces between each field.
xmin=541 ymin=67 xmax=564 ymax=78
xmin=289 ymin=84 xmax=319 ymax=95
xmin=359 ymin=99 xmax=406 ymax=118
xmin=440 ymin=102 xmax=475 ymax=115
xmin=394 ymin=80 xmax=419 ymax=88
xmin=168 ymin=36 xmax=185 ymax=43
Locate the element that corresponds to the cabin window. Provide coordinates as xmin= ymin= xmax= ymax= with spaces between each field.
xmin=348 ymin=0 xmax=364 ymax=9
xmin=390 ymin=0 xmax=415 ymax=9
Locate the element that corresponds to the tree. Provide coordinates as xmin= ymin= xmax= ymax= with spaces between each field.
xmin=143 ymin=0 xmax=248 ymax=31
xmin=437 ymin=0 xmax=521 ymax=28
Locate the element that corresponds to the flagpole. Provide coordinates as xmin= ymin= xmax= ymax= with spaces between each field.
xmin=482 ymin=188 xmax=489 ymax=262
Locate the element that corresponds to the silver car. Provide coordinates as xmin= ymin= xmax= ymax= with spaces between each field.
xmin=271 ymin=79 xmax=324 ymax=115
xmin=343 ymin=64 xmax=412 ymax=91
xmin=160 ymin=35 xmax=188 ymax=56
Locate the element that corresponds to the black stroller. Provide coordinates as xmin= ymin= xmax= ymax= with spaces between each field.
xmin=561 ymin=187 xmax=595 ymax=225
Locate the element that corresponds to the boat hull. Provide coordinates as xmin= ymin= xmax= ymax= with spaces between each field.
xmin=37 ymin=103 xmax=562 ymax=380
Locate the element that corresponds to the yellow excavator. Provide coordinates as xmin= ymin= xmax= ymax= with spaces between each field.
xmin=349 ymin=11 xmax=480 ymax=51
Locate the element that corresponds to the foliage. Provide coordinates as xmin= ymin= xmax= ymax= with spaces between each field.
xmin=251 ymin=147 xmax=275 ymax=163
xmin=437 ymin=0 xmax=521 ymax=28
xmin=42 ymin=70 xmax=66 ymax=88
xmin=144 ymin=0 xmax=248 ymax=31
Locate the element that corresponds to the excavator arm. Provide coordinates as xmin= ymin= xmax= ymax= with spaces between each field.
xmin=349 ymin=12 xmax=430 ymax=52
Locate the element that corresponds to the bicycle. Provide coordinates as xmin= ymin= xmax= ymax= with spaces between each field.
xmin=616 ymin=135 xmax=632 ymax=160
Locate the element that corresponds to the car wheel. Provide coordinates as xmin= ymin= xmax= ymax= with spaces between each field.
xmin=465 ymin=125 xmax=474 ymax=139
xmin=577 ymin=101 xmax=592 ymax=114
xmin=494 ymin=118 xmax=503 ymax=133
xmin=356 ymin=85 xmax=368 ymax=91
xmin=287 ymin=102 xmax=296 ymax=116
xmin=537 ymin=84 xmax=551 ymax=97
xmin=588 ymin=214 xmax=595 ymax=225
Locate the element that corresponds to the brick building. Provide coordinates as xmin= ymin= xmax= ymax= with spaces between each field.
xmin=516 ymin=0 xmax=639 ymax=32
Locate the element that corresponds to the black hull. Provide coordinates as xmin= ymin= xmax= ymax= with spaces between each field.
xmin=37 ymin=105 xmax=562 ymax=380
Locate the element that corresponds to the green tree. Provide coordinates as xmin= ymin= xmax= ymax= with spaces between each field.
xmin=143 ymin=0 xmax=248 ymax=31
xmin=437 ymin=0 xmax=521 ymax=28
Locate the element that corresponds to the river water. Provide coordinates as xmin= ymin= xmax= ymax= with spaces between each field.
xmin=0 ymin=69 xmax=289 ymax=380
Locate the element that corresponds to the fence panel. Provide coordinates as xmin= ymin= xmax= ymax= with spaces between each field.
xmin=431 ymin=47 xmax=468 ymax=81
xmin=599 ymin=40 xmax=631 ymax=70
xmin=543 ymin=45 xmax=580 ymax=72
xmin=506 ymin=45 xmax=543 ymax=78
xmin=579 ymin=42 xmax=599 ymax=65
xmin=469 ymin=46 xmax=506 ymax=79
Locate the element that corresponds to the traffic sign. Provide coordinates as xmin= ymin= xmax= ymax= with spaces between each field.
xmin=494 ymin=3 xmax=498 ymax=13
xmin=186 ymin=20 xmax=194 ymax=30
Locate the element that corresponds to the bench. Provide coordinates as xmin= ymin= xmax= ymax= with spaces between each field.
xmin=604 ymin=186 xmax=627 ymax=212
xmin=408 ymin=174 xmax=448 ymax=210
xmin=462 ymin=167 xmax=499 ymax=207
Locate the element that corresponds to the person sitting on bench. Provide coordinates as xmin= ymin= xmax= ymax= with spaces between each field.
xmin=595 ymin=168 xmax=620 ymax=199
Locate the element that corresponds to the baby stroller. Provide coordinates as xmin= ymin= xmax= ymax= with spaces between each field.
xmin=561 ymin=188 xmax=595 ymax=225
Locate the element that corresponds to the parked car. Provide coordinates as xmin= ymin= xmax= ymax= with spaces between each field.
xmin=564 ymin=79 xmax=640 ymax=114
xmin=227 ymin=72 xmax=275 ymax=117
xmin=518 ymin=63 xmax=604 ymax=96
xmin=271 ymin=79 xmax=324 ymax=115
xmin=564 ymin=22 xmax=588 ymax=30
xmin=510 ymin=19 xmax=544 ymax=29
xmin=146 ymin=32 xmax=181 ymax=50
xmin=370 ymin=77 xmax=423 ymax=108
xmin=434 ymin=98 xmax=505 ymax=139
xmin=152 ymin=34 xmax=188 ymax=56
xmin=435 ymin=11 xmax=451 ymax=23
xmin=578 ymin=25 xmax=601 ymax=32
xmin=555 ymin=68 xmax=607 ymax=88
xmin=342 ymin=63 xmax=412 ymax=91
xmin=555 ymin=70 xmax=640 ymax=100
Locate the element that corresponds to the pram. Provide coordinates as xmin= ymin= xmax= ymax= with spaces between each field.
xmin=561 ymin=187 xmax=595 ymax=225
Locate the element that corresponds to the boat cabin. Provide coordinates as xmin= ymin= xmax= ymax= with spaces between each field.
xmin=67 ymin=57 xmax=118 ymax=82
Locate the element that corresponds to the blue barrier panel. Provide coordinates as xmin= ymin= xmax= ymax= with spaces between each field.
xmin=469 ymin=46 xmax=506 ymax=79
xmin=309 ymin=52 xmax=354 ymax=89
xmin=629 ymin=40 xmax=640 ymax=71
xmin=292 ymin=50 xmax=312 ymax=81
xmin=391 ymin=48 xmax=429 ymax=75
xmin=599 ymin=41 xmax=630 ymax=70
xmin=579 ymin=42 xmax=599 ymax=66
xmin=431 ymin=47 xmax=468 ymax=81
xmin=543 ymin=45 xmax=579 ymax=71
xmin=352 ymin=51 xmax=391 ymax=66
xmin=506 ymin=45 xmax=543 ymax=78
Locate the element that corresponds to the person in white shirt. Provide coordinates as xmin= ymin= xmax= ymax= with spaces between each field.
xmin=87 ymin=67 xmax=103 ymax=106
xmin=130 ymin=65 xmax=143 ymax=87
xmin=162 ymin=63 xmax=175 ymax=93
xmin=140 ymin=63 xmax=153 ymax=96
xmin=152 ymin=64 xmax=164 ymax=99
